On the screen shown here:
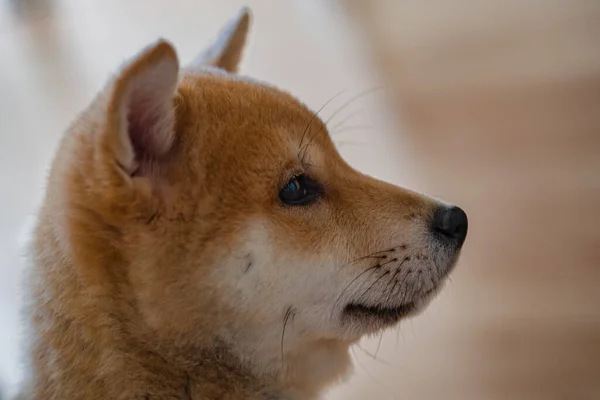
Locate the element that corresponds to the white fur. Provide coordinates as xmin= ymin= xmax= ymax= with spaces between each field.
xmin=206 ymin=215 xmax=459 ymax=391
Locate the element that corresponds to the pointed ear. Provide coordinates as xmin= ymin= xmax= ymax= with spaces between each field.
xmin=106 ymin=39 xmax=179 ymax=176
xmin=188 ymin=7 xmax=251 ymax=73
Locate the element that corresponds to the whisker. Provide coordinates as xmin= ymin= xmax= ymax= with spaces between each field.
xmin=331 ymin=246 xmax=405 ymax=314
xmin=280 ymin=306 xmax=295 ymax=368
xmin=340 ymin=247 xmax=396 ymax=268
xmin=334 ymin=140 xmax=365 ymax=149
xmin=331 ymin=265 xmax=380 ymax=314
xmin=325 ymin=87 xmax=382 ymax=127
xmin=299 ymin=87 xmax=382 ymax=162
xmin=359 ymin=258 xmax=398 ymax=304
xmin=385 ymin=257 xmax=409 ymax=294
xmin=352 ymin=346 xmax=400 ymax=396
xmin=331 ymin=125 xmax=375 ymax=135
xmin=379 ymin=258 xmax=398 ymax=268
xmin=298 ymin=90 xmax=346 ymax=158
xmin=356 ymin=344 xmax=402 ymax=369
xmin=382 ymin=269 xmax=402 ymax=305
xmin=357 ymin=270 xmax=390 ymax=303
xmin=339 ymin=254 xmax=387 ymax=269
xmin=388 ymin=279 xmax=401 ymax=303
xmin=375 ymin=333 xmax=383 ymax=359
xmin=329 ymin=109 xmax=365 ymax=132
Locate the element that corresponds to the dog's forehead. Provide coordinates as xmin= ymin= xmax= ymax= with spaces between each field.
xmin=177 ymin=71 xmax=332 ymax=157
xmin=173 ymin=71 xmax=342 ymax=187
xmin=179 ymin=70 xmax=314 ymax=124
xmin=182 ymin=66 xmax=278 ymax=90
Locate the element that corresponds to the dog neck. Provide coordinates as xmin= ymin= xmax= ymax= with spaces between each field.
xmin=24 ymin=210 xmax=352 ymax=400
xmin=157 ymin=339 xmax=353 ymax=400
xmin=197 ymin=336 xmax=354 ymax=400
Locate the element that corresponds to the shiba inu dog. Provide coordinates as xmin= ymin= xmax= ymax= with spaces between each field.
xmin=20 ymin=7 xmax=467 ymax=400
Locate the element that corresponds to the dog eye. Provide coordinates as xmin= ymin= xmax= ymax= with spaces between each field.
xmin=279 ymin=174 xmax=320 ymax=205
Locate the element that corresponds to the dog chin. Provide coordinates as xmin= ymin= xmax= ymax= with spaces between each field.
xmin=340 ymin=281 xmax=445 ymax=335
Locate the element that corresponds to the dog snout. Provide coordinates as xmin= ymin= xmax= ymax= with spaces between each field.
xmin=431 ymin=206 xmax=468 ymax=247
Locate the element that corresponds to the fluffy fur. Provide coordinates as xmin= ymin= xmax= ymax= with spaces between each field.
xmin=19 ymin=8 xmax=466 ymax=400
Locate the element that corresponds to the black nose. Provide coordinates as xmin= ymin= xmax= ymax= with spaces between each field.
xmin=431 ymin=206 xmax=468 ymax=246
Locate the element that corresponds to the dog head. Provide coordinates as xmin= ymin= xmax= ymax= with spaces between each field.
xmin=52 ymin=7 xmax=467 ymax=392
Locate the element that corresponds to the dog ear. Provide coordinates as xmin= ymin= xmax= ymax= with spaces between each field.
xmin=105 ymin=39 xmax=179 ymax=177
xmin=188 ymin=7 xmax=251 ymax=73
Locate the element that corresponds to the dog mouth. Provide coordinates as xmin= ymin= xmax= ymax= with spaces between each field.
xmin=343 ymin=302 xmax=417 ymax=323
xmin=342 ymin=286 xmax=438 ymax=325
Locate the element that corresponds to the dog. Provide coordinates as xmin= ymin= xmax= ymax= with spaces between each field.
xmin=19 ymin=7 xmax=467 ymax=400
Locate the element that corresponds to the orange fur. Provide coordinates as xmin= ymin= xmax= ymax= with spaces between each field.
xmin=20 ymin=8 xmax=466 ymax=400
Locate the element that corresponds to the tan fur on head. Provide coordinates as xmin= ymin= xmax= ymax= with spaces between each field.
xmin=20 ymin=7 xmax=467 ymax=400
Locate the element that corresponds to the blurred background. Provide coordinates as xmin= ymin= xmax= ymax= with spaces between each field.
xmin=1 ymin=0 xmax=599 ymax=398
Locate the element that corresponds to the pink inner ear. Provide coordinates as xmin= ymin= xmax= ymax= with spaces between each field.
xmin=123 ymin=57 xmax=177 ymax=169
xmin=127 ymin=98 xmax=170 ymax=157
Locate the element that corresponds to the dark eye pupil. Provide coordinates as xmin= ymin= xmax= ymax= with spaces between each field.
xmin=279 ymin=175 xmax=318 ymax=205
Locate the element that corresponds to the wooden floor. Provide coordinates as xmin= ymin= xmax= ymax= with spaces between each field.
xmin=0 ymin=0 xmax=598 ymax=398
